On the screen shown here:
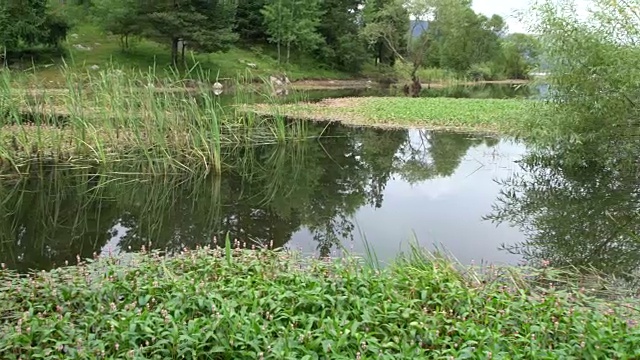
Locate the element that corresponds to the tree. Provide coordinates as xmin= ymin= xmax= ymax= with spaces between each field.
xmin=530 ymin=0 xmax=640 ymax=138
xmin=424 ymin=1 xmax=505 ymax=72
xmin=363 ymin=0 xmax=408 ymax=68
xmin=143 ymin=0 xmax=238 ymax=66
xmin=363 ymin=0 xmax=430 ymax=96
xmin=235 ymin=0 xmax=269 ymax=43
xmin=261 ymin=0 xmax=324 ymax=64
xmin=0 ymin=2 xmax=10 ymax=65
xmin=315 ymin=0 xmax=370 ymax=72
xmin=0 ymin=0 xmax=69 ymax=65
xmin=93 ymin=0 xmax=144 ymax=50
xmin=495 ymin=33 xmax=540 ymax=79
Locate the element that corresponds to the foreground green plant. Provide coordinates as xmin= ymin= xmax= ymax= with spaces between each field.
xmin=253 ymin=96 xmax=535 ymax=134
xmin=1 ymin=245 xmax=639 ymax=359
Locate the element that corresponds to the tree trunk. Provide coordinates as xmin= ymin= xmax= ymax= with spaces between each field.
xmin=286 ymin=42 xmax=291 ymax=64
xmin=181 ymin=41 xmax=186 ymax=65
xmin=171 ymin=37 xmax=179 ymax=67
xmin=277 ymin=41 xmax=281 ymax=64
xmin=410 ymin=64 xmax=422 ymax=97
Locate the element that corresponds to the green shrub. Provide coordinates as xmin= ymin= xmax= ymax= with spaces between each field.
xmin=467 ymin=63 xmax=497 ymax=81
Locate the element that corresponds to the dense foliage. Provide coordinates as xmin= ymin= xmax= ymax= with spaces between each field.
xmin=1 ymin=246 xmax=639 ymax=358
xmin=1 ymin=0 xmax=539 ymax=79
xmin=486 ymin=0 xmax=640 ymax=282
xmin=0 ymin=0 xmax=69 ymax=64
xmin=529 ymin=0 xmax=640 ymax=138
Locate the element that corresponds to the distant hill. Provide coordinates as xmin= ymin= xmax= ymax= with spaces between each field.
xmin=411 ymin=20 xmax=429 ymax=37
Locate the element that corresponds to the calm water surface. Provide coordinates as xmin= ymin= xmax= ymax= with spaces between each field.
xmin=0 ymin=125 xmax=526 ymax=272
xmin=5 ymin=84 xmax=632 ymax=276
xmin=288 ymin=131 xmax=525 ymax=265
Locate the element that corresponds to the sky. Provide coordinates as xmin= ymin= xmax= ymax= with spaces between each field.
xmin=471 ymin=0 xmax=590 ymax=34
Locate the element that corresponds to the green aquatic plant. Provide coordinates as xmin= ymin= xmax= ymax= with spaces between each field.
xmin=0 ymin=245 xmax=639 ymax=359
xmin=0 ymin=64 xmax=312 ymax=173
xmin=251 ymin=96 xmax=535 ymax=135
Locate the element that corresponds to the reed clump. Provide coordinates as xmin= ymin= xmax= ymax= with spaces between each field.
xmin=1 ymin=244 xmax=639 ymax=359
xmin=0 ymin=66 xmax=309 ymax=173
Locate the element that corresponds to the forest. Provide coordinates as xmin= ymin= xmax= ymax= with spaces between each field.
xmin=0 ymin=0 xmax=539 ymax=81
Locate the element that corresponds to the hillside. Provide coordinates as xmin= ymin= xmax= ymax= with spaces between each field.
xmin=7 ymin=24 xmax=354 ymax=87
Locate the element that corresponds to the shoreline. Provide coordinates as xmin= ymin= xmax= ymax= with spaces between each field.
xmin=10 ymin=78 xmax=531 ymax=95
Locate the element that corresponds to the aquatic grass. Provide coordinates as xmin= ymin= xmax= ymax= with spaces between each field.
xmin=0 ymin=65 xmax=311 ymax=172
xmin=252 ymin=96 xmax=538 ymax=135
xmin=1 ymin=245 xmax=639 ymax=358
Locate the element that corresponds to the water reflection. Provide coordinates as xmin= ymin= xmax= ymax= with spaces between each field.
xmin=486 ymin=137 xmax=640 ymax=279
xmin=0 ymin=125 xmax=525 ymax=272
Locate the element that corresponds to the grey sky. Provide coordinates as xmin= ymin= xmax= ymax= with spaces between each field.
xmin=472 ymin=0 xmax=589 ymax=33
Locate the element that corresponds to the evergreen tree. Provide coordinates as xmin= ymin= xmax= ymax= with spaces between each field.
xmin=0 ymin=0 xmax=69 ymax=65
xmin=316 ymin=0 xmax=369 ymax=72
xmin=235 ymin=0 xmax=269 ymax=43
xmin=143 ymin=0 xmax=238 ymax=66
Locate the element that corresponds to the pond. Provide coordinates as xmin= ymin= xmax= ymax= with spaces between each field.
xmin=0 ymin=124 xmax=526 ymax=272
xmin=4 ymin=84 xmax=635 ymax=278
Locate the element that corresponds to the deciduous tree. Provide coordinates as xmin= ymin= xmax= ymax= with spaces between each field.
xmin=93 ymin=0 xmax=144 ymax=50
xmin=262 ymin=0 xmax=324 ymax=64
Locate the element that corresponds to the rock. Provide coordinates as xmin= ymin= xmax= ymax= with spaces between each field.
xmin=73 ymin=44 xmax=92 ymax=51
xmin=269 ymin=76 xmax=283 ymax=87
xmin=274 ymin=88 xmax=289 ymax=96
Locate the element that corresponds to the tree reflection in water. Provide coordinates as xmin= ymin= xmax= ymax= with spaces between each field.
xmin=486 ymin=136 xmax=640 ymax=280
xmin=0 ymin=124 xmax=500 ymax=271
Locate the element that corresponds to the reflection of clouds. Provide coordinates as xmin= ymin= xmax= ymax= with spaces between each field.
xmin=396 ymin=140 xmax=525 ymax=200
xmin=398 ymin=177 xmax=456 ymax=200
xmin=101 ymin=221 xmax=129 ymax=256
xmin=290 ymin=138 xmax=528 ymax=266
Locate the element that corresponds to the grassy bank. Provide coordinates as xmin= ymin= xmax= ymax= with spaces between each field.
xmin=10 ymin=24 xmax=352 ymax=87
xmin=253 ymin=97 xmax=536 ymax=134
xmin=1 ymin=245 xmax=639 ymax=359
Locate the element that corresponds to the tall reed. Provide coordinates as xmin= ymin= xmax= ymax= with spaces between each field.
xmin=0 ymin=63 xmax=312 ymax=173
